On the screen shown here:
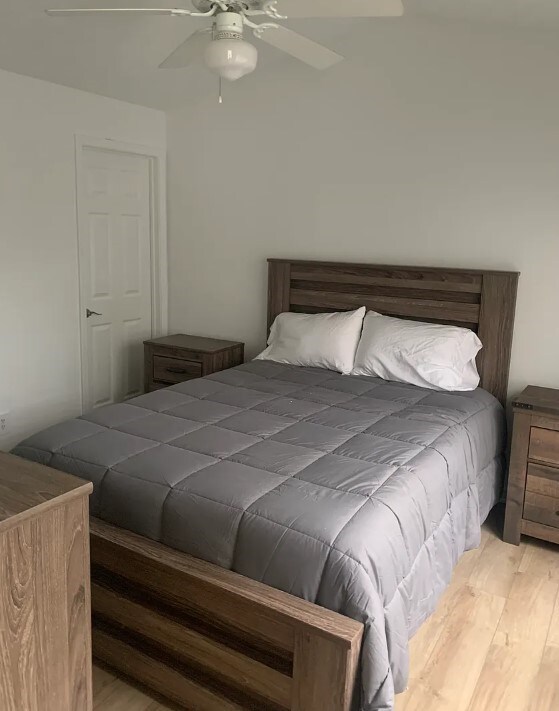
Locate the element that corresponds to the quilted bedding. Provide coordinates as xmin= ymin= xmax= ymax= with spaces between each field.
xmin=13 ymin=360 xmax=505 ymax=711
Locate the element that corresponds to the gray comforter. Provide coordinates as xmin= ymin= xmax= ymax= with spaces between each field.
xmin=13 ymin=361 xmax=504 ymax=711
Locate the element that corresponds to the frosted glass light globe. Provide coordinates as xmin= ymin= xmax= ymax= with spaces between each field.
xmin=204 ymin=38 xmax=258 ymax=81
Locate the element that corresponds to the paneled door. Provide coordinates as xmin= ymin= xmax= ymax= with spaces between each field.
xmin=77 ymin=146 xmax=153 ymax=410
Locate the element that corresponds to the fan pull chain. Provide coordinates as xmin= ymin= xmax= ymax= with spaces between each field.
xmin=218 ymin=77 xmax=223 ymax=105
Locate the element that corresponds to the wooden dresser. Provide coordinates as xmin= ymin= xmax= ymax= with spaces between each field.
xmin=144 ymin=334 xmax=244 ymax=393
xmin=0 ymin=452 xmax=93 ymax=711
xmin=504 ymin=386 xmax=559 ymax=546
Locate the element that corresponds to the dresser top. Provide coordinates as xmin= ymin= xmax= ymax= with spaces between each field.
xmin=0 ymin=452 xmax=92 ymax=533
xmin=512 ymin=385 xmax=559 ymax=417
xmin=144 ymin=334 xmax=244 ymax=353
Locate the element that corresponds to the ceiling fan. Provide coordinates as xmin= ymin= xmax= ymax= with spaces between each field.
xmin=46 ymin=1 xmax=404 ymax=83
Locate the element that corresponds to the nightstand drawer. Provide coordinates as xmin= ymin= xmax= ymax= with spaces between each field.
xmin=526 ymin=462 xmax=559 ymax=499
xmin=529 ymin=427 xmax=559 ymax=466
xmin=505 ymin=386 xmax=559 ymax=546
xmin=523 ymin=491 xmax=559 ymax=529
xmin=145 ymin=335 xmax=244 ymax=394
xmin=153 ymin=356 xmax=202 ymax=384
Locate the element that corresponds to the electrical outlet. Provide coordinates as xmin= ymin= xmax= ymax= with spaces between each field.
xmin=0 ymin=411 xmax=10 ymax=435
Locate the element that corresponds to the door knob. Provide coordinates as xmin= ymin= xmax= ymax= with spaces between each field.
xmin=86 ymin=309 xmax=102 ymax=318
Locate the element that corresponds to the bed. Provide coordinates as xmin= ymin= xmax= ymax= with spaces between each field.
xmin=12 ymin=259 xmax=519 ymax=711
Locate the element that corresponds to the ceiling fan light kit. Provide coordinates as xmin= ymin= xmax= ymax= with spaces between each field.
xmin=45 ymin=0 xmax=404 ymax=89
xmin=204 ymin=11 xmax=258 ymax=81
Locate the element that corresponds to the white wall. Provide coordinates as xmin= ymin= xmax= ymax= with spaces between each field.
xmin=0 ymin=68 xmax=165 ymax=450
xmin=167 ymin=17 xmax=559 ymax=400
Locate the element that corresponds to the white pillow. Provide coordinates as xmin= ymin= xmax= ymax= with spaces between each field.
xmin=255 ymin=307 xmax=366 ymax=375
xmin=351 ymin=311 xmax=482 ymax=391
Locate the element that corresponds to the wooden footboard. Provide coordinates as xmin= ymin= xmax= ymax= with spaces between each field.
xmin=90 ymin=518 xmax=363 ymax=711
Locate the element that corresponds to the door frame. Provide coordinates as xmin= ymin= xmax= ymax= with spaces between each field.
xmin=75 ymin=134 xmax=168 ymax=412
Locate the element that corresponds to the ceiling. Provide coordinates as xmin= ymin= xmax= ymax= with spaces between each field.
xmin=2 ymin=0 xmax=559 ymax=109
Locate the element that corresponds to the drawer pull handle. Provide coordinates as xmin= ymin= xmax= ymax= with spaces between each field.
xmin=166 ymin=367 xmax=190 ymax=375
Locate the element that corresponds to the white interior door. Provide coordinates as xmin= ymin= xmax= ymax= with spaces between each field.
xmin=77 ymin=146 xmax=153 ymax=410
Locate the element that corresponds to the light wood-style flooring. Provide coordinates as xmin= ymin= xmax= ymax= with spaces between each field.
xmin=93 ymin=508 xmax=559 ymax=711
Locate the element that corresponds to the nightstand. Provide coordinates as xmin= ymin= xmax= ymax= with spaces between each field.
xmin=504 ymin=385 xmax=559 ymax=546
xmin=144 ymin=334 xmax=244 ymax=393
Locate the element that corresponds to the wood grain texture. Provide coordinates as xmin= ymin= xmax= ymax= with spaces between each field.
xmin=512 ymin=385 xmax=559 ymax=417
xmin=91 ymin=518 xmax=361 ymax=648
xmin=398 ymin=585 xmax=506 ymax=711
xmin=94 ymin=514 xmax=559 ymax=711
xmin=467 ymin=533 xmax=526 ymax=599
xmin=285 ymin=261 xmax=487 ymax=284
xmin=290 ymin=269 xmax=483 ymax=293
xmin=547 ymin=591 xmax=559 ymax=646
xmin=90 ymin=517 xmax=363 ymax=711
xmin=526 ymin=463 xmax=559 ymax=499
xmin=93 ymin=628 xmax=246 ymax=711
xmin=476 ymin=272 xmax=518 ymax=405
xmin=396 ymin=511 xmax=559 ymax=711
xmin=505 ymin=389 xmax=559 ymax=546
xmin=290 ymin=289 xmax=480 ymax=322
xmin=268 ymin=259 xmax=518 ymax=405
xmin=521 ymin=520 xmax=559 ymax=545
xmin=268 ymin=261 xmax=291 ymax=332
xmin=528 ymin=645 xmax=559 ymax=711
xmin=144 ymin=334 xmax=244 ymax=353
xmin=529 ymin=427 xmax=559 ymax=466
xmin=530 ymin=414 xmax=559 ymax=433
xmin=65 ymin=497 xmax=93 ymax=710
xmin=92 ymin=664 xmax=167 ymax=710
xmin=153 ymin=355 xmax=202 ymax=384
xmin=503 ymin=411 xmax=532 ymax=545
xmin=292 ymin=631 xmax=361 ymax=711
xmin=523 ymin=491 xmax=559 ymax=530
xmin=0 ymin=459 xmax=92 ymax=711
xmin=0 ymin=452 xmax=92 ymax=532
xmin=144 ymin=335 xmax=244 ymax=393
xmin=92 ymin=582 xmax=292 ymax=709
xmin=465 ymin=571 xmax=558 ymax=711
xmin=291 ymin=279 xmax=481 ymax=305
xmin=518 ymin=537 xmax=559 ymax=581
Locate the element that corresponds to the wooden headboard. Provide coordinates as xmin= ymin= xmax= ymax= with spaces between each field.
xmin=268 ymin=259 xmax=519 ymax=405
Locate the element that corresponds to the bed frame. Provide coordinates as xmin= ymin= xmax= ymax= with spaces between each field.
xmin=90 ymin=259 xmax=519 ymax=710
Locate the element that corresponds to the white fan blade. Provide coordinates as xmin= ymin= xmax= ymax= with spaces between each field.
xmin=257 ymin=26 xmax=342 ymax=70
xmin=159 ymin=28 xmax=211 ymax=69
xmin=276 ymin=0 xmax=403 ymax=19
xmin=46 ymin=8 xmax=192 ymax=17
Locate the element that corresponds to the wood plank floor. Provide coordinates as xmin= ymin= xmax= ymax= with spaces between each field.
xmin=92 ymin=508 xmax=559 ymax=711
